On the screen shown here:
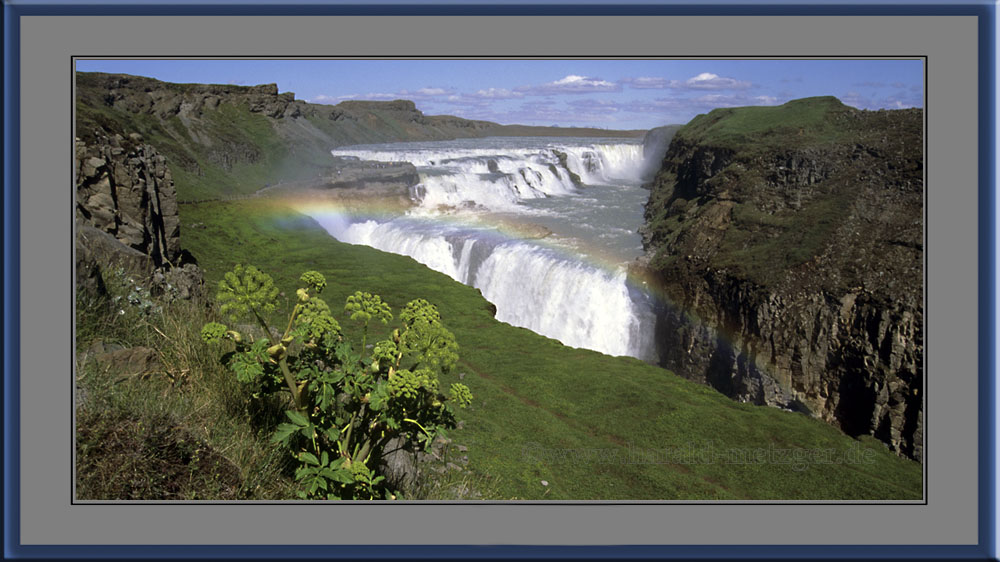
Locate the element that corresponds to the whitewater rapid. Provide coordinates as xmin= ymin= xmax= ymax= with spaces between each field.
xmin=330 ymin=140 xmax=646 ymax=212
xmin=309 ymin=137 xmax=659 ymax=360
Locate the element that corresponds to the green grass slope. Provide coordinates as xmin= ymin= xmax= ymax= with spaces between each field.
xmin=643 ymin=97 xmax=922 ymax=292
xmin=672 ymin=96 xmax=857 ymax=152
xmin=180 ymin=199 xmax=922 ymax=500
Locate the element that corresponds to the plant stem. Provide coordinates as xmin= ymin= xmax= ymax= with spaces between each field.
xmin=251 ymin=310 xmax=272 ymax=342
xmin=343 ymin=411 xmax=357 ymax=456
xmin=281 ymin=303 xmax=302 ymax=341
xmin=278 ymin=357 xmax=302 ymax=410
xmin=251 ymin=308 xmax=302 ymax=410
xmin=403 ymin=417 xmax=430 ymax=436
xmin=356 ymin=438 xmax=373 ymax=465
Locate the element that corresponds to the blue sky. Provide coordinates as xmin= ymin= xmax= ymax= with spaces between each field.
xmin=75 ymin=59 xmax=923 ymax=130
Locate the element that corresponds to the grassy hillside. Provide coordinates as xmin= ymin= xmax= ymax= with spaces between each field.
xmin=173 ymin=198 xmax=921 ymax=500
xmin=643 ymin=97 xmax=922 ymax=292
xmin=671 ymin=96 xmax=857 ymax=153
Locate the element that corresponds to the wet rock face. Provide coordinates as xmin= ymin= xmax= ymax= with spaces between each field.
xmin=76 ymin=133 xmax=180 ymax=267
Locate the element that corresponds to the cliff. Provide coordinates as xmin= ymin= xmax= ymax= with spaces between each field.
xmin=640 ymin=97 xmax=923 ymax=460
xmin=76 ymin=131 xmax=203 ymax=301
xmin=76 ymin=72 xmax=643 ymax=201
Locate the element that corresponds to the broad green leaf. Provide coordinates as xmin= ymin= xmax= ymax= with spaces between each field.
xmin=286 ymin=410 xmax=309 ymax=427
xmin=271 ymin=423 xmax=298 ymax=444
xmin=329 ymin=469 xmax=355 ymax=484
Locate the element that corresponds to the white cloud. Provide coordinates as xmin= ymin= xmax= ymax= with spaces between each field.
xmin=412 ymin=87 xmax=449 ymax=96
xmin=465 ymin=99 xmax=621 ymax=127
xmin=621 ymin=76 xmax=671 ymax=89
xmin=568 ymin=98 xmax=621 ymax=111
xmin=668 ymin=72 xmax=753 ymax=90
xmin=309 ymin=94 xmax=341 ymax=103
xmin=517 ymin=75 xmax=621 ymax=95
xmin=308 ymin=92 xmax=398 ymax=103
xmin=471 ymin=88 xmax=524 ymax=100
xmin=621 ymin=92 xmax=788 ymax=121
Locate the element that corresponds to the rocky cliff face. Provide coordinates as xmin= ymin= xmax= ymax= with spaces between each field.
xmin=94 ymin=75 xmax=300 ymax=121
xmin=640 ymin=98 xmax=923 ymax=460
xmin=77 ymin=132 xmax=181 ymax=266
xmin=76 ymin=131 xmax=203 ymax=300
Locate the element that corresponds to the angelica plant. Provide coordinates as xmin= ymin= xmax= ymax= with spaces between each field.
xmin=344 ymin=291 xmax=392 ymax=356
xmin=203 ymin=265 xmax=472 ymax=500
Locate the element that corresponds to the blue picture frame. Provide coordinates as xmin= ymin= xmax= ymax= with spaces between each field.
xmin=4 ymin=1 xmax=996 ymax=559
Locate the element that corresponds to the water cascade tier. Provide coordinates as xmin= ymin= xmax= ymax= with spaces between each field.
xmin=310 ymin=137 xmax=659 ymax=360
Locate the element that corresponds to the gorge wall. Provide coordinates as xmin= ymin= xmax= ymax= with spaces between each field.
xmin=640 ymin=97 xmax=923 ymax=460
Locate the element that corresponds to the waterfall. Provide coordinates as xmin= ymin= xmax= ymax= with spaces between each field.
xmin=313 ymin=137 xmax=658 ymax=360
xmin=331 ymin=140 xmax=646 ymax=211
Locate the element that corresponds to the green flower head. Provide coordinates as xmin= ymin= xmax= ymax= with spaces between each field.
xmin=400 ymin=299 xmax=441 ymax=328
xmin=295 ymin=296 xmax=341 ymax=347
xmin=371 ymin=339 xmax=399 ymax=372
xmin=388 ymin=369 xmax=420 ymax=400
xmin=399 ymin=318 xmax=459 ymax=374
xmin=200 ymin=322 xmax=228 ymax=345
xmin=349 ymin=459 xmax=375 ymax=487
xmin=387 ymin=368 xmax=438 ymax=400
xmin=299 ymin=271 xmax=327 ymax=294
xmin=345 ymin=291 xmax=392 ymax=325
xmin=449 ymin=383 xmax=473 ymax=408
xmin=216 ymin=264 xmax=280 ymax=323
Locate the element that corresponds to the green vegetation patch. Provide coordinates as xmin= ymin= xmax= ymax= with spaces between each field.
xmin=675 ymin=96 xmax=856 ymax=151
xmin=177 ymin=199 xmax=922 ymax=500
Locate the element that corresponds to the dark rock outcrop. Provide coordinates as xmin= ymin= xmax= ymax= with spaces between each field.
xmin=76 ymin=132 xmax=203 ymax=300
xmin=641 ymin=98 xmax=923 ymax=460
xmin=90 ymin=73 xmax=297 ymax=121
xmin=76 ymin=132 xmax=181 ymax=267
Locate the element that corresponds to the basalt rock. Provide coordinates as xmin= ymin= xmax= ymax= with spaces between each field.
xmin=76 ymin=132 xmax=203 ymax=300
xmin=641 ymin=98 xmax=923 ymax=460
xmin=76 ymin=132 xmax=181 ymax=267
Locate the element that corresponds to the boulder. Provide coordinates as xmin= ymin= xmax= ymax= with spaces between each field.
xmin=379 ymin=436 xmax=420 ymax=493
xmin=94 ymin=346 xmax=162 ymax=377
